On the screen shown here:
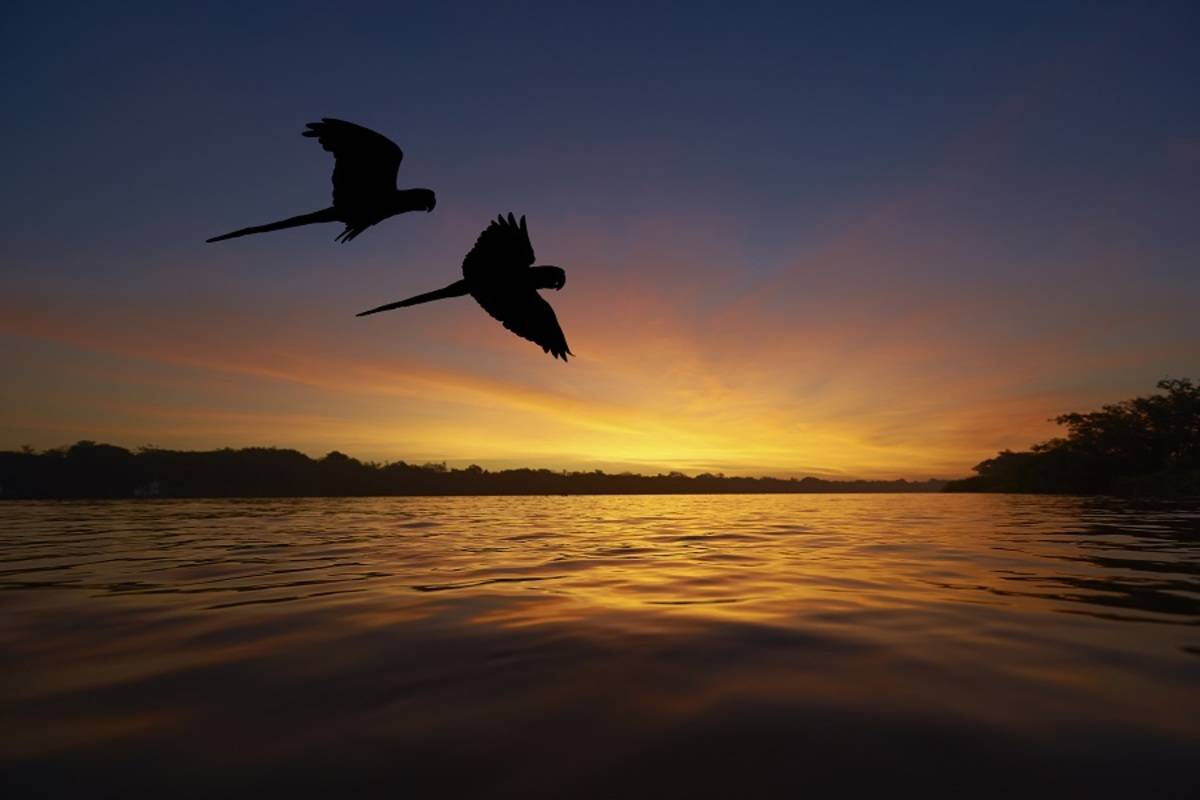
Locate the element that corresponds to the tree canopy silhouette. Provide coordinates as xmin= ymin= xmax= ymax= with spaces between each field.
xmin=206 ymin=118 xmax=435 ymax=244
xmin=945 ymin=378 xmax=1200 ymax=495
xmin=0 ymin=442 xmax=944 ymax=499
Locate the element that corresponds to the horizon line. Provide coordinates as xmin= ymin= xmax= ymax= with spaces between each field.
xmin=2 ymin=439 xmax=958 ymax=485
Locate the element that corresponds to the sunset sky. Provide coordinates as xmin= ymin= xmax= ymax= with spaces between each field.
xmin=2 ymin=2 xmax=1197 ymax=478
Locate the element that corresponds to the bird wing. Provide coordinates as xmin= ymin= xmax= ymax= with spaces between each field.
xmin=472 ymin=288 xmax=573 ymax=360
xmin=302 ymin=118 xmax=403 ymax=205
xmin=462 ymin=213 xmax=536 ymax=282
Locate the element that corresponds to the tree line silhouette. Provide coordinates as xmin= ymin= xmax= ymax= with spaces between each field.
xmin=8 ymin=380 xmax=1193 ymax=499
xmin=945 ymin=378 xmax=1200 ymax=495
xmin=0 ymin=443 xmax=944 ymax=499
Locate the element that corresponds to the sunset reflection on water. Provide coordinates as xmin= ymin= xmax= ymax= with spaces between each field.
xmin=2 ymin=495 xmax=1198 ymax=797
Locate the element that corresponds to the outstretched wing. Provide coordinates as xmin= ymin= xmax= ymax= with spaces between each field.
xmin=473 ymin=289 xmax=573 ymax=360
xmin=462 ymin=213 xmax=535 ymax=282
xmin=302 ymin=118 xmax=403 ymax=205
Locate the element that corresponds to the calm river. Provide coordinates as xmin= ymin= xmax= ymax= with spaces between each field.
xmin=1 ymin=495 xmax=1197 ymax=797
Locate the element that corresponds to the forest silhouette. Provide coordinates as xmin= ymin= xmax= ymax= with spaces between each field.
xmin=945 ymin=378 xmax=1200 ymax=495
xmin=0 ymin=444 xmax=942 ymax=499
xmin=5 ymin=379 xmax=1194 ymax=499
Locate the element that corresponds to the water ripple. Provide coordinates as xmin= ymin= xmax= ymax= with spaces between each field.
xmin=1 ymin=495 xmax=1198 ymax=796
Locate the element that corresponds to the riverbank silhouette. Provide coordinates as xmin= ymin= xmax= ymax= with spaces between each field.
xmin=0 ymin=442 xmax=943 ymax=499
xmin=945 ymin=378 xmax=1200 ymax=496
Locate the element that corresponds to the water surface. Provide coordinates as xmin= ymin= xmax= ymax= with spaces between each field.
xmin=2 ymin=495 xmax=1198 ymax=797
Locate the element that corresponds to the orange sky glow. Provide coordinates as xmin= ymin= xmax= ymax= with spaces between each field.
xmin=2 ymin=8 xmax=1196 ymax=479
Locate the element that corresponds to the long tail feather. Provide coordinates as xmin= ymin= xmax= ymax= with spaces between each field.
xmin=356 ymin=280 xmax=469 ymax=316
xmin=206 ymin=208 xmax=338 ymax=243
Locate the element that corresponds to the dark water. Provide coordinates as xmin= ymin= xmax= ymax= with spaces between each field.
xmin=1 ymin=495 xmax=1198 ymax=798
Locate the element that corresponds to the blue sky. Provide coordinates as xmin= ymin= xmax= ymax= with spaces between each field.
xmin=2 ymin=2 xmax=1197 ymax=476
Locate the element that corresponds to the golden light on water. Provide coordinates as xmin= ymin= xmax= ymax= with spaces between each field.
xmin=4 ymin=494 xmax=1199 ymax=794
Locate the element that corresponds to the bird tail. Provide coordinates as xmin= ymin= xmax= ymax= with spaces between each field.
xmin=356 ymin=280 xmax=470 ymax=316
xmin=206 ymin=208 xmax=339 ymax=243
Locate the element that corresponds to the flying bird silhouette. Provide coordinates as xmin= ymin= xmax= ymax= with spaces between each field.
xmin=206 ymin=118 xmax=435 ymax=244
xmin=357 ymin=214 xmax=573 ymax=360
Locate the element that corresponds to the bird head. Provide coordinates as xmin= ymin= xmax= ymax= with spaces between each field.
xmin=537 ymin=265 xmax=567 ymax=290
xmin=408 ymin=189 xmax=436 ymax=213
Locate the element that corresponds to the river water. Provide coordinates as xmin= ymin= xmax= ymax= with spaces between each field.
xmin=1 ymin=495 xmax=1197 ymax=797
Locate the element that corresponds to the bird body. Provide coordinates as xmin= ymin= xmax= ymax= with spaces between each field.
xmin=206 ymin=118 xmax=435 ymax=244
xmin=358 ymin=214 xmax=573 ymax=360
